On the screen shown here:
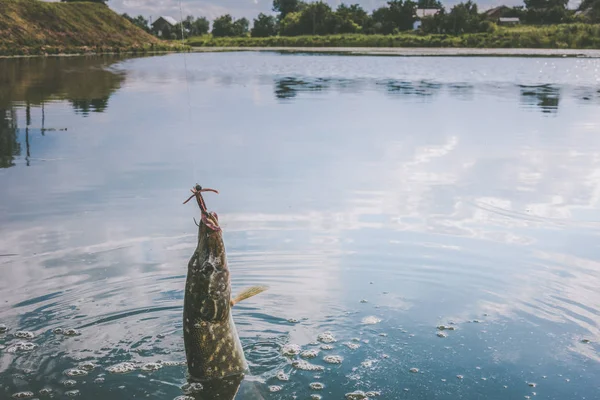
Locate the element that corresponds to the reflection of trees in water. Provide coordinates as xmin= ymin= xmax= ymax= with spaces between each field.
xmin=0 ymin=55 xmax=133 ymax=168
xmin=275 ymin=77 xmax=329 ymax=99
xmin=272 ymin=77 xmax=574 ymax=114
xmin=273 ymin=77 xmax=473 ymax=101
xmin=0 ymin=108 xmax=19 ymax=168
xmin=519 ymin=84 xmax=561 ymax=114
xmin=70 ymin=97 xmax=110 ymax=116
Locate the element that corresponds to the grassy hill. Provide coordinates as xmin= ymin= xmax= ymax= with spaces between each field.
xmin=0 ymin=0 xmax=185 ymax=56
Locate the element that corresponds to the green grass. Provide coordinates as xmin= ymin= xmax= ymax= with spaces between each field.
xmin=0 ymin=0 xmax=187 ymax=56
xmin=187 ymin=24 xmax=600 ymax=49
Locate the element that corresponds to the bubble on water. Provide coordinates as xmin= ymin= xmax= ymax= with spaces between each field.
xmin=378 ymin=333 xmax=387 ymax=337
xmin=292 ymin=360 xmax=324 ymax=371
xmin=361 ymin=316 xmax=381 ymax=325
xmin=320 ymin=344 xmax=334 ymax=350
xmin=64 ymin=369 xmax=88 ymax=377
xmin=345 ymin=390 xmax=369 ymax=399
xmin=528 ymin=382 xmax=537 ymax=387
xmin=276 ymin=371 xmax=289 ymax=381
xmin=437 ymin=325 xmax=456 ymax=331
xmin=317 ymin=332 xmax=336 ymax=343
xmin=581 ymin=339 xmax=591 ymax=344
xmin=181 ymin=382 xmax=203 ymax=394
xmin=287 ymin=318 xmax=300 ymax=323
xmin=360 ymin=299 xmax=368 ymax=303
xmin=0 ymin=324 xmax=8 ymax=333
xmin=344 ymin=342 xmax=360 ymax=350
xmin=94 ymin=377 xmax=105 ymax=384
xmin=12 ymin=392 xmax=34 ymax=399
xmin=301 ymin=350 xmax=319 ymax=359
xmin=269 ymin=385 xmax=282 ymax=392
xmin=63 ymin=329 xmax=81 ymax=337
xmin=65 ymin=390 xmax=80 ymax=397
xmin=437 ymin=332 xmax=447 ymax=338
xmin=310 ymin=395 xmax=322 ymax=400
xmin=78 ymin=362 xmax=95 ymax=371
xmin=15 ymin=331 xmax=35 ymax=339
xmin=409 ymin=368 xmax=419 ymax=373
xmin=106 ymin=362 xmax=137 ymax=374
xmin=39 ymin=388 xmax=53 ymax=395
xmin=361 ymin=359 xmax=377 ymax=368
xmin=7 ymin=342 xmax=37 ymax=353
xmin=281 ymin=344 xmax=301 ymax=356
xmin=141 ymin=363 xmax=162 ymax=372
xmin=323 ymin=355 xmax=343 ymax=364
xmin=173 ymin=397 xmax=195 ymax=400
xmin=310 ymin=382 xmax=324 ymax=390
xmin=162 ymin=360 xmax=185 ymax=367
xmin=52 ymin=328 xmax=63 ymax=335
xmin=63 ymin=380 xmax=77 ymax=387
xmin=366 ymin=391 xmax=380 ymax=397
xmin=0 ymin=344 xmax=5 ymax=350
xmin=457 ymin=375 xmax=464 ymax=379
xmin=481 ymin=377 xmax=487 ymax=381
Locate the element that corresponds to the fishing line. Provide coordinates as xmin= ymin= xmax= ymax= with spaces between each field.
xmin=177 ymin=0 xmax=196 ymax=181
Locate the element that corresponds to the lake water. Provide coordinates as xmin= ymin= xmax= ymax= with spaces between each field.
xmin=1 ymin=51 xmax=600 ymax=400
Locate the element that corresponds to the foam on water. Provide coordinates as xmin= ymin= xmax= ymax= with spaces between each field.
xmin=323 ymin=355 xmax=343 ymax=364
xmin=11 ymin=392 xmax=34 ymax=399
xmin=300 ymin=349 xmax=319 ymax=359
xmin=292 ymin=360 xmax=325 ymax=371
xmin=281 ymin=344 xmax=301 ymax=356
xmin=14 ymin=331 xmax=35 ymax=339
xmin=317 ymin=332 xmax=336 ymax=343
xmin=64 ymin=369 xmax=88 ymax=377
xmin=6 ymin=342 xmax=37 ymax=353
xmin=106 ymin=362 xmax=137 ymax=374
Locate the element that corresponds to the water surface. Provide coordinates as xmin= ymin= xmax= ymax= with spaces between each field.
xmin=1 ymin=52 xmax=600 ymax=399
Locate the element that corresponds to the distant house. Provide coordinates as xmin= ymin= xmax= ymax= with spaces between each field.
xmin=485 ymin=5 xmax=511 ymax=20
xmin=413 ymin=9 xmax=441 ymax=30
xmin=151 ymin=16 xmax=178 ymax=37
xmin=498 ymin=17 xmax=520 ymax=25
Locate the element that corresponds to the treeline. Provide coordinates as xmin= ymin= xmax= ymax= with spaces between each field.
xmin=123 ymin=0 xmax=600 ymax=40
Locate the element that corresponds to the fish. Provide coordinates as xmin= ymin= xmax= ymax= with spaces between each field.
xmin=182 ymin=184 xmax=268 ymax=390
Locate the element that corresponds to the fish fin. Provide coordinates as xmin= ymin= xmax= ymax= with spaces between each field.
xmin=230 ymin=286 xmax=269 ymax=306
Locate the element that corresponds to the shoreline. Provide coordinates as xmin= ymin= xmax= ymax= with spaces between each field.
xmin=189 ymin=46 xmax=600 ymax=58
xmin=2 ymin=47 xmax=600 ymax=59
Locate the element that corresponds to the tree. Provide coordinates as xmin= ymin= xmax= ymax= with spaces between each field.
xmin=232 ymin=18 xmax=250 ymax=36
xmin=121 ymin=13 xmax=150 ymax=32
xmin=418 ymin=0 xmax=442 ymax=8
xmin=372 ymin=0 xmax=418 ymax=34
xmin=212 ymin=14 xmax=249 ymax=37
xmin=252 ymin=13 xmax=278 ymax=37
xmin=523 ymin=0 xmax=569 ymax=23
xmin=178 ymin=15 xmax=210 ymax=37
xmin=579 ymin=0 xmax=600 ymax=22
xmin=298 ymin=1 xmax=335 ymax=35
xmin=336 ymin=3 xmax=370 ymax=31
xmin=445 ymin=1 xmax=482 ymax=34
xmin=273 ymin=0 xmax=304 ymax=19
xmin=279 ymin=11 xmax=303 ymax=35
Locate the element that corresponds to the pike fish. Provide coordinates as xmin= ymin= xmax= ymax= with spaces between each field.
xmin=182 ymin=185 xmax=268 ymax=385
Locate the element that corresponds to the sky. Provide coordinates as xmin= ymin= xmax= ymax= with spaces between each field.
xmin=107 ymin=0 xmax=529 ymax=22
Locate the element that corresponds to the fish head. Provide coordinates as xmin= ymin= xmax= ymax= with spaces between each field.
xmin=188 ymin=211 xmax=232 ymax=322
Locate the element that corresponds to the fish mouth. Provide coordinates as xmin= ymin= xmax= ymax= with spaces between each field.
xmin=202 ymin=211 xmax=221 ymax=232
xmin=184 ymin=184 xmax=221 ymax=232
